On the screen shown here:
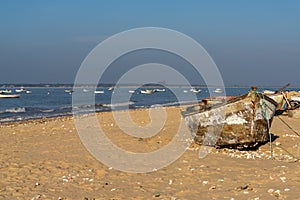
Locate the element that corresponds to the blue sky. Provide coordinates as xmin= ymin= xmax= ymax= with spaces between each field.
xmin=1 ymin=1 xmax=300 ymax=86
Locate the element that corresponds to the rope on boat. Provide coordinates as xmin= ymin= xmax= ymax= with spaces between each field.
xmin=260 ymin=94 xmax=274 ymax=159
xmin=264 ymin=94 xmax=300 ymax=162
xmin=251 ymin=90 xmax=274 ymax=158
xmin=252 ymin=90 xmax=299 ymax=162
xmin=275 ymin=115 xmax=300 ymax=163
xmin=250 ymin=90 xmax=274 ymax=158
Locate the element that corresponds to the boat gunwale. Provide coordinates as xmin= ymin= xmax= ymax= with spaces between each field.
xmin=181 ymin=92 xmax=278 ymax=117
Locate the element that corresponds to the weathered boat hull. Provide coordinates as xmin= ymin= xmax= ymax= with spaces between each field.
xmin=182 ymin=91 xmax=277 ymax=148
xmin=266 ymin=93 xmax=285 ymax=110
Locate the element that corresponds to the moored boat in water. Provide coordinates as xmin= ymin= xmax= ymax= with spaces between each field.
xmin=128 ymin=90 xmax=135 ymax=93
xmin=190 ymin=88 xmax=201 ymax=93
xmin=153 ymin=88 xmax=166 ymax=92
xmin=0 ymin=89 xmax=12 ymax=94
xmin=15 ymin=87 xmax=26 ymax=93
xmin=140 ymin=89 xmax=153 ymax=94
xmin=0 ymin=94 xmax=20 ymax=98
xmin=94 ymin=90 xmax=104 ymax=94
xmin=64 ymin=89 xmax=74 ymax=93
xmin=182 ymin=87 xmax=277 ymax=148
xmin=213 ymin=88 xmax=223 ymax=94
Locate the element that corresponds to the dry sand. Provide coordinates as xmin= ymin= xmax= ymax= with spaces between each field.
xmin=0 ymin=107 xmax=299 ymax=199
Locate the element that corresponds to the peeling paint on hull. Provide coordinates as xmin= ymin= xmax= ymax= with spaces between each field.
xmin=182 ymin=91 xmax=277 ymax=148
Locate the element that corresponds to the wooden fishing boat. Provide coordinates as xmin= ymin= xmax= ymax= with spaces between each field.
xmin=266 ymin=93 xmax=285 ymax=111
xmin=182 ymin=87 xmax=277 ymax=148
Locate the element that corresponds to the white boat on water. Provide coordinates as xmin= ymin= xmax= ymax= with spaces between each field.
xmin=15 ymin=87 xmax=26 ymax=93
xmin=213 ymin=88 xmax=223 ymax=94
xmin=0 ymin=94 xmax=20 ymax=98
xmin=64 ymin=89 xmax=73 ymax=93
xmin=26 ymin=90 xmax=32 ymax=94
xmin=94 ymin=90 xmax=104 ymax=94
xmin=0 ymin=89 xmax=12 ymax=94
xmin=153 ymin=88 xmax=166 ymax=92
xmin=190 ymin=88 xmax=201 ymax=93
xmin=140 ymin=89 xmax=153 ymax=94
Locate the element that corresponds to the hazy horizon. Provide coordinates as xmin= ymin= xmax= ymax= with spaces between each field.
xmin=0 ymin=83 xmax=298 ymax=88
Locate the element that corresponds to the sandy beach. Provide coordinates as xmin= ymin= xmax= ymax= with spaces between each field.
xmin=0 ymin=107 xmax=299 ymax=199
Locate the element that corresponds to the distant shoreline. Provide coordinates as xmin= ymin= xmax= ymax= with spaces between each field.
xmin=1 ymin=84 xmax=299 ymax=89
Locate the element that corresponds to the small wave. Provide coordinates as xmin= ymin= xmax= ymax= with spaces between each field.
xmin=133 ymin=105 xmax=147 ymax=108
xmin=102 ymin=101 xmax=134 ymax=108
xmin=0 ymin=117 xmax=23 ymax=123
xmin=150 ymin=104 xmax=164 ymax=108
xmin=0 ymin=107 xmax=26 ymax=114
xmin=73 ymin=105 xmax=94 ymax=110
xmin=39 ymin=109 xmax=54 ymax=113
xmin=176 ymin=100 xmax=200 ymax=105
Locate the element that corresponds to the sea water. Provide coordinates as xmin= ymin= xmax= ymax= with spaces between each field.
xmin=0 ymin=87 xmax=298 ymax=123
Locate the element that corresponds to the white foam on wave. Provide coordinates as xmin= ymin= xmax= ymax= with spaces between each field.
xmin=0 ymin=107 xmax=26 ymax=114
xmin=102 ymin=101 xmax=134 ymax=108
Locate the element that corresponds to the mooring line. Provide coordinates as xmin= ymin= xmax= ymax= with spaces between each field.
xmin=277 ymin=115 xmax=300 ymax=137
xmin=275 ymin=145 xmax=300 ymax=163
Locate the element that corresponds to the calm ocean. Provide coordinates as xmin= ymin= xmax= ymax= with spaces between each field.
xmin=0 ymin=86 xmax=298 ymax=123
